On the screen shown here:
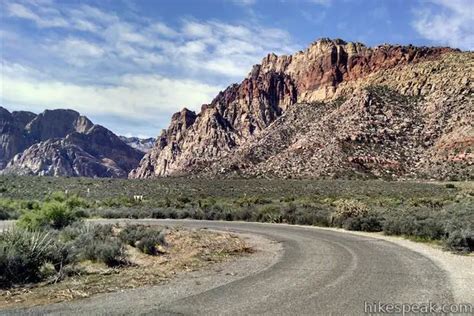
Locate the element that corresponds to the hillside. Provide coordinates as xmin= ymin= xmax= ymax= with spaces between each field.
xmin=130 ymin=39 xmax=472 ymax=180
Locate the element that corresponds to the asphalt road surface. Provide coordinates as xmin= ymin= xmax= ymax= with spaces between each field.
xmin=1 ymin=219 xmax=456 ymax=315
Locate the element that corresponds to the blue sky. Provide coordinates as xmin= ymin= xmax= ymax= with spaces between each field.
xmin=1 ymin=0 xmax=472 ymax=137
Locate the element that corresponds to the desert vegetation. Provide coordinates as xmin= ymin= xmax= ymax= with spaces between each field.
xmin=0 ymin=176 xmax=473 ymax=254
xmin=0 ymin=187 xmax=249 ymax=307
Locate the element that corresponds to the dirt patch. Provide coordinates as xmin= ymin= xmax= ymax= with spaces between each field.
xmin=0 ymin=226 xmax=251 ymax=309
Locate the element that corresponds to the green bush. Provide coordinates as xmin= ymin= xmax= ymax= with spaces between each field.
xmin=48 ymin=191 xmax=67 ymax=202
xmin=234 ymin=207 xmax=253 ymax=221
xmin=0 ymin=228 xmax=56 ymax=287
xmin=444 ymin=220 xmax=473 ymax=252
xmin=101 ymin=196 xmax=137 ymax=208
xmin=18 ymin=201 xmax=81 ymax=230
xmin=343 ymin=215 xmax=383 ymax=232
xmin=0 ymin=200 xmax=19 ymax=220
xmin=92 ymin=208 xmax=151 ymax=219
xmin=68 ymin=224 xmax=127 ymax=267
xmin=256 ymin=205 xmax=282 ymax=223
xmin=235 ymin=196 xmax=272 ymax=207
xmin=382 ymin=212 xmax=445 ymax=240
xmin=65 ymin=195 xmax=89 ymax=210
xmin=119 ymin=225 xmax=166 ymax=256
xmin=88 ymin=240 xmax=126 ymax=267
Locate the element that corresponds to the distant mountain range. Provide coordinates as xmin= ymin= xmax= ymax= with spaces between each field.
xmin=0 ymin=108 xmax=145 ymax=178
xmin=1 ymin=38 xmax=472 ymax=180
xmin=119 ymin=136 xmax=156 ymax=153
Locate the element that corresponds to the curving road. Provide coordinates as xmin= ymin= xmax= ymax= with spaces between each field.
xmin=2 ymin=219 xmax=456 ymax=315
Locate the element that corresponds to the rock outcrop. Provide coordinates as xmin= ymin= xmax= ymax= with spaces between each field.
xmin=131 ymin=38 xmax=471 ymax=180
xmin=0 ymin=108 xmax=143 ymax=178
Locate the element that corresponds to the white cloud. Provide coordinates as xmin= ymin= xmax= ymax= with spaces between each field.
xmin=182 ymin=21 xmax=214 ymax=38
xmin=4 ymin=1 xmax=298 ymax=77
xmin=48 ymin=38 xmax=105 ymax=66
xmin=7 ymin=2 xmax=68 ymax=28
xmin=172 ymin=20 xmax=298 ymax=77
xmin=147 ymin=22 xmax=179 ymax=38
xmin=1 ymin=1 xmax=300 ymax=135
xmin=0 ymin=65 xmax=221 ymax=123
xmin=412 ymin=0 xmax=474 ymax=50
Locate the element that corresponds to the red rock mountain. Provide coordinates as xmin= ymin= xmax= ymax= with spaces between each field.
xmin=130 ymin=38 xmax=472 ymax=180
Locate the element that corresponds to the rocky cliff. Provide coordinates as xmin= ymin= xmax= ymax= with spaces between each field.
xmin=0 ymin=108 xmax=143 ymax=177
xmin=131 ymin=39 xmax=471 ymax=180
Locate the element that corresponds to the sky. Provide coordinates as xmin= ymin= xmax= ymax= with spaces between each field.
xmin=0 ymin=0 xmax=473 ymax=137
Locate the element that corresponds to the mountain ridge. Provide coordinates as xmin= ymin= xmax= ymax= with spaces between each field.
xmin=0 ymin=107 xmax=144 ymax=178
xmin=130 ymin=38 xmax=471 ymax=180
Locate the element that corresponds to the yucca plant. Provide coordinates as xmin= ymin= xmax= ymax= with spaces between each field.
xmin=0 ymin=228 xmax=56 ymax=287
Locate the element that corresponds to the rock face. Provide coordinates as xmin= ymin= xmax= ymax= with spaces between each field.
xmin=0 ymin=108 xmax=143 ymax=178
xmin=0 ymin=108 xmax=36 ymax=169
xmin=131 ymin=38 xmax=471 ymax=180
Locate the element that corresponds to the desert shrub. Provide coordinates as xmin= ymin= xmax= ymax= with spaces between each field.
xmin=46 ymin=238 xmax=73 ymax=273
xmin=235 ymin=196 xmax=272 ymax=207
xmin=18 ymin=201 xmax=81 ymax=230
xmin=176 ymin=195 xmax=191 ymax=204
xmin=198 ymin=197 xmax=217 ymax=209
xmin=295 ymin=207 xmax=330 ymax=226
xmin=280 ymin=196 xmax=296 ymax=203
xmin=444 ymin=219 xmax=474 ymax=252
xmin=65 ymin=195 xmax=89 ymax=210
xmin=95 ymin=208 xmax=152 ymax=219
xmin=167 ymin=209 xmax=178 ymax=219
xmin=178 ymin=209 xmax=191 ymax=219
xmin=68 ymin=224 xmax=127 ymax=267
xmin=0 ymin=200 xmax=19 ymax=220
xmin=0 ymin=228 xmax=56 ymax=287
xmin=256 ymin=205 xmax=282 ymax=223
xmin=201 ymin=204 xmax=223 ymax=220
xmin=101 ymin=196 xmax=137 ymax=208
xmin=187 ymin=208 xmax=205 ymax=220
xmin=343 ymin=215 xmax=383 ymax=232
xmin=89 ymin=240 xmax=126 ymax=266
xmin=48 ymin=191 xmax=67 ymax=202
xmin=382 ymin=216 xmax=403 ymax=236
xmin=382 ymin=213 xmax=445 ymax=240
xmin=151 ymin=208 xmax=166 ymax=219
xmin=445 ymin=183 xmax=456 ymax=189
xmin=223 ymin=211 xmax=234 ymax=221
xmin=408 ymin=197 xmax=445 ymax=208
xmin=136 ymin=235 xmax=164 ymax=255
xmin=281 ymin=203 xmax=298 ymax=224
xmin=13 ymin=199 xmax=41 ymax=212
xmin=234 ymin=207 xmax=253 ymax=221
xmin=330 ymin=199 xmax=370 ymax=227
xmin=119 ymin=225 xmax=166 ymax=255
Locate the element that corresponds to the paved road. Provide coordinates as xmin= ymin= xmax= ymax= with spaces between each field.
xmin=1 ymin=219 xmax=455 ymax=315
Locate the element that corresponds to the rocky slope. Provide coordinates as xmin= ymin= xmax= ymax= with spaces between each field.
xmin=119 ymin=136 xmax=156 ymax=153
xmin=131 ymin=39 xmax=472 ymax=180
xmin=0 ymin=108 xmax=143 ymax=177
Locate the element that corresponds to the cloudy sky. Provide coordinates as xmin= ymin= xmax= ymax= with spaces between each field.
xmin=1 ymin=0 xmax=472 ymax=137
